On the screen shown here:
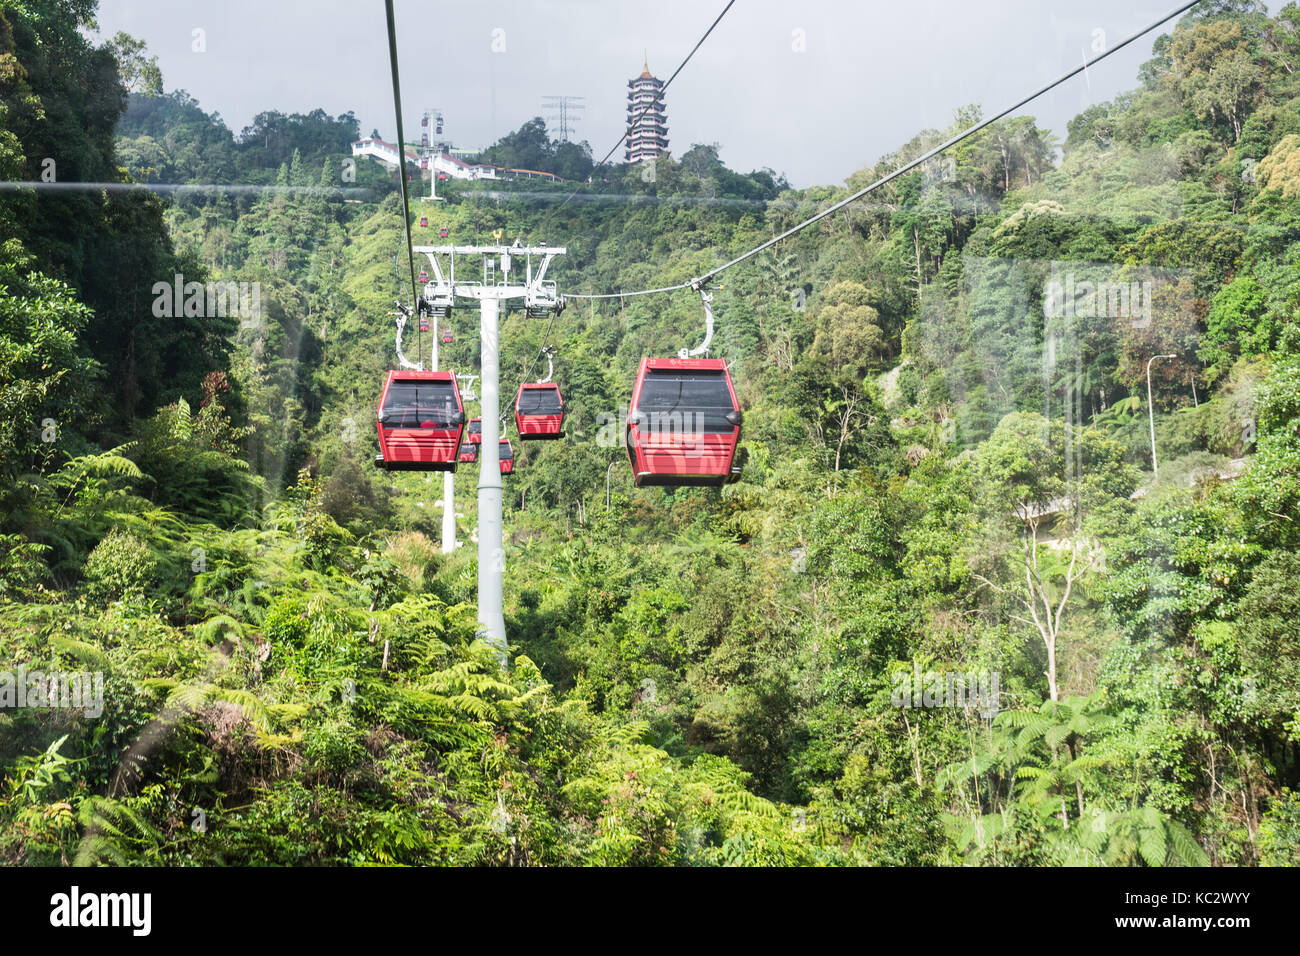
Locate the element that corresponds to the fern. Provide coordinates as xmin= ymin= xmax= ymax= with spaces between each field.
xmin=48 ymin=634 xmax=108 ymax=669
xmin=74 ymin=795 xmax=164 ymax=866
xmin=1137 ymin=806 xmax=1167 ymax=867
xmin=1165 ymin=818 xmax=1210 ymax=867
xmin=193 ymin=615 xmax=245 ymax=645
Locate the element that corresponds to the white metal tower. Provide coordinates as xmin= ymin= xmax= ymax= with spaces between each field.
xmin=420 ymin=106 xmax=447 ymax=202
xmin=414 ymin=242 xmax=565 ymax=659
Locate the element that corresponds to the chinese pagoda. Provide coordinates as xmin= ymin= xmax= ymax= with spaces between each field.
xmin=625 ymin=54 xmax=669 ymax=164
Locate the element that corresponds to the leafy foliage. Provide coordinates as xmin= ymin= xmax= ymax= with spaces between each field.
xmin=4 ymin=0 xmax=1300 ymax=868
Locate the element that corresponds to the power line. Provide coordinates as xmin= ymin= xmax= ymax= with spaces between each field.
xmin=384 ymin=0 xmax=420 ymax=312
xmin=568 ymin=0 xmax=1204 ymax=301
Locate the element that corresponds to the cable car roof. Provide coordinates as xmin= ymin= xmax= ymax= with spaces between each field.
xmin=641 ymin=356 xmax=730 ymax=371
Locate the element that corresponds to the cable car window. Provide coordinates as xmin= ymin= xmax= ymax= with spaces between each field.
xmin=380 ymin=382 xmax=459 ymax=428
xmin=499 ymin=441 xmax=514 ymax=460
xmin=638 ymin=370 xmax=735 ymax=433
xmin=518 ymin=388 xmax=563 ymax=414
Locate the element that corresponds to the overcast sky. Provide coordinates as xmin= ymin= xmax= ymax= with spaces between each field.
xmin=93 ymin=0 xmax=1239 ymax=188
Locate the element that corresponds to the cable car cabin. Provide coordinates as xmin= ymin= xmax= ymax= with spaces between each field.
xmin=514 ymin=383 xmax=564 ymax=439
xmin=418 ymin=271 xmax=429 ymax=284
xmin=419 ymin=216 xmax=428 ymax=228
xmin=466 ymin=417 xmax=482 ymax=444
xmin=442 ymin=329 xmax=453 ymax=345
xmin=498 ymin=438 xmax=514 ymax=475
xmin=625 ymin=357 xmax=743 ymax=487
xmin=439 ymin=227 xmax=450 ymax=238
xmin=374 ymin=371 xmax=465 ymax=471
xmin=458 ymin=441 xmax=477 ymax=464
xmin=418 ymin=316 xmax=429 ymax=333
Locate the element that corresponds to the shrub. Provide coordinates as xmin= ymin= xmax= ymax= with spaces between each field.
xmin=1259 ymin=789 xmax=1300 ymax=866
xmin=82 ymin=530 xmax=156 ymax=603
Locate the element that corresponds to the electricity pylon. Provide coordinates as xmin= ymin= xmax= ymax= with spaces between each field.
xmin=542 ymin=95 xmax=585 ymax=142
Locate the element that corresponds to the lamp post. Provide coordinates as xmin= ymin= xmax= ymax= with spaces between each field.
xmin=1147 ymin=353 xmax=1176 ymax=479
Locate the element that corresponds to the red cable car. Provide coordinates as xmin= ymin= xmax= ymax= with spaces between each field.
xmin=374 ymin=370 xmax=466 ymax=471
xmin=419 ymin=216 xmax=428 ymax=228
xmin=499 ymin=438 xmax=514 ymax=475
xmin=418 ymin=316 xmax=429 ymax=333
xmin=439 ymin=226 xmax=450 ymax=238
xmin=514 ymin=382 xmax=564 ymax=439
xmin=418 ymin=271 xmax=429 ymax=284
xmin=625 ymin=357 xmax=743 ymax=487
xmin=458 ymin=441 xmax=477 ymax=464
xmin=466 ymin=417 xmax=482 ymax=444
xmin=442 ymin=329 xmax=453 ymax=345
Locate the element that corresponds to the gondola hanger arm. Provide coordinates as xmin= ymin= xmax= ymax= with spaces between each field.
xmin=679 ymin=287 xmax=719 ymax=359
xmin=389 ymin=304 xmax=423 ymax=371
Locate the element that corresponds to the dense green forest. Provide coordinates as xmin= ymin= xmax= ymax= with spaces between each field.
xmin=1 ymin=0 xmax=1299 ymax=866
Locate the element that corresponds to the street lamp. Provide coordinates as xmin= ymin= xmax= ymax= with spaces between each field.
xmin=1147 ymin=353 xmax=1176 ymax=479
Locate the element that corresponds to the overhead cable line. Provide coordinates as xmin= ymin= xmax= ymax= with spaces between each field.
xmin=384 ymin=0 xmax=420 ymax=312
xmin=566 ymin=0 xmax=1204 ymax=301
xmin=0 ymin=181 xmax=373 ymax=197
xmin=567 ymin=282 xmax=691 ymax=301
